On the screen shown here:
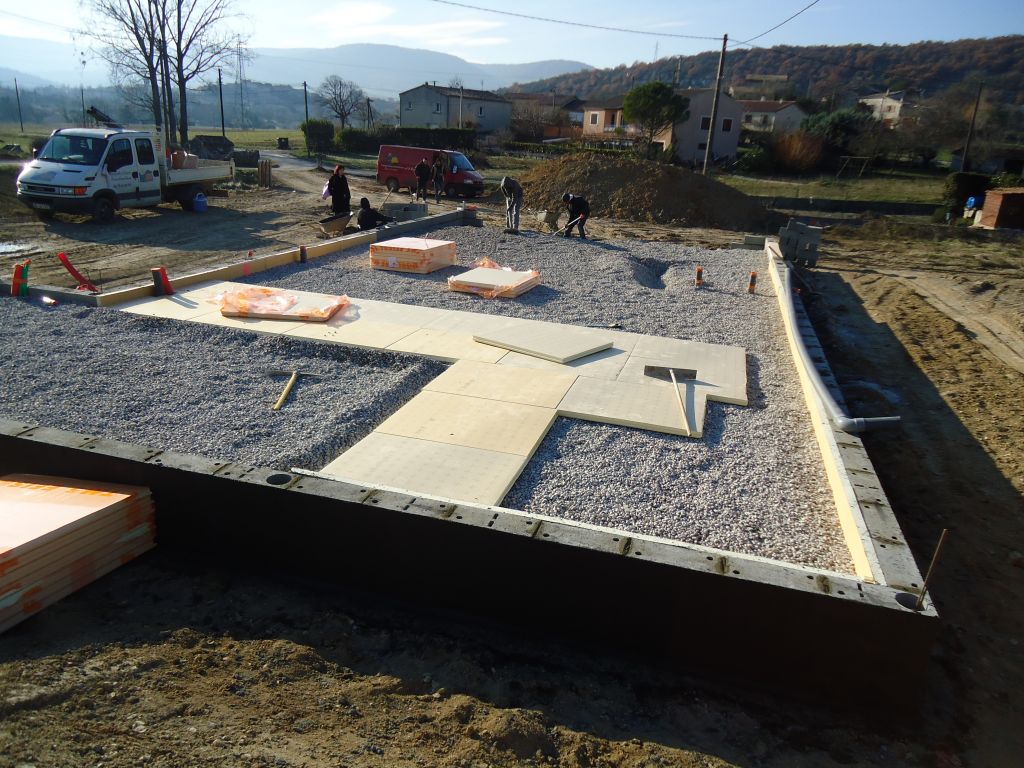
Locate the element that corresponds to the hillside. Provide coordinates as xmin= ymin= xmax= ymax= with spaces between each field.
xmin=507 ymin=36 xmax=1024 ymax=106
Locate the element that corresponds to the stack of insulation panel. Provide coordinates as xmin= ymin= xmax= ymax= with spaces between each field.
xmin=369 ymin=237 xmax=456 ymax=274
xmin=448 ymin=266 xmax=541 ymax=299
xmin=0 ymin=474 xmax=155 ymax=635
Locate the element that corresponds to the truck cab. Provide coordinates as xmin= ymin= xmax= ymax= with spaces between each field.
xmin=17 ymin=127 xmax=233 ymax=222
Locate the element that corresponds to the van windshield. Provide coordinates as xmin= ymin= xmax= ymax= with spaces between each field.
xmin=36 ymin=134 xmax=108 ymax=166
xmin=448 ymin=152 xmax=475 ymax=172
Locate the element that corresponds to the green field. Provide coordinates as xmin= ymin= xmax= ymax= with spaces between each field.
xmin=718 ymin=170 xmax=947 ymax=204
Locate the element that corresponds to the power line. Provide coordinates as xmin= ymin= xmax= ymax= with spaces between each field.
xmin=736 ymin=0 xmax=821 ymax=45
xmin=424 ymin=0 xmax=722 ymax=40
xmin=0 ymin=9 xmax=77 ymax=32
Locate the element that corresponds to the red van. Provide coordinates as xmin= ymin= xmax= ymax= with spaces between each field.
xmin=376 ymin=145 xmax=485 ymax=198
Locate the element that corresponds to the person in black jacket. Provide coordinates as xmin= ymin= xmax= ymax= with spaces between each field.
xmin=561 ymin=192 xmax=590 ymax=238
xmin=414 ymin=157 xmax=431 ymax=202
xmin=356 ymin=197 xmax=392 ymax=230
xmin=326 ymin=164 xmax=351 ymax=215
xmin=431 ymin=155 xmax=445 ymax=203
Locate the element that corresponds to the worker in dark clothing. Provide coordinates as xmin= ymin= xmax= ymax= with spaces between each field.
xmin=414 ymin=157 xmax=431 ymax=202
xmin=561 ymin=192 xmax=589 ymax=238
xmin=326 ymin=164 xmax=351 ymax=215
xmin=356 ymin=197 xmax=392 ymax=230
xmin=431 ymin=155 xmax=445 ymax=203
xmin=356 ymin=197 xmax=390 ymax=230
xmin=500 ymin=176 xmax=524 ymax=233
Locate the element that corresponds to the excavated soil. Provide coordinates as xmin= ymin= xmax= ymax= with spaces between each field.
xmin=516 ymin=153 xmax=776 ymax=231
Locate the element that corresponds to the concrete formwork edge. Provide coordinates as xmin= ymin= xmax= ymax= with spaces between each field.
xmin=764 ymin=239 xmax=928 ymax=594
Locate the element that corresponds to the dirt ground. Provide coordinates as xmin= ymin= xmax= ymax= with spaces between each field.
xmin=1 ymin=167 xmax=1023 ymax=768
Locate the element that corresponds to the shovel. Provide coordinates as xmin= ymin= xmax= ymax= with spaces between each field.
xmin=268 ymin=368 xmax=321 ymax=410
xmin=557 ymin=217 xmax=581 ymax=237
xmin=643 ymin=364 xmax=697 ymax=436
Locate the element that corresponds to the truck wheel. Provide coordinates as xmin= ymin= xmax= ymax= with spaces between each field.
xmin=385 ymin=177 xmax=399 ymax=193
xmin=445 ymin=184 xmax=457 ymax=198
xmin=92 ymin=197 xmax=115 ymax=223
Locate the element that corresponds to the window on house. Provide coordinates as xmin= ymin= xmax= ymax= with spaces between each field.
xmin=589 ymin=113 xmax=598 ymax=125
xmin=700 ymin=116 xmax=711 ymax=130
xmin=722 ymin=118 xmax=733 ymax=132
xmin=478 ymin=106 xmax=484 ymax=117
xmin=406 ymin=101 xmax=412 ymax=110
xmin=434 ymin=102 xmax=441 ymax=113
xmin=609 ymin=113 xmax=616 ymax=127
xmin=743 ymin=114 xmax=753 ymax=123
xmin=698 ymin=142 xmax=707 ymax=150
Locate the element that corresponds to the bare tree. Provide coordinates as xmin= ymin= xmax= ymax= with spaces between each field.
xmin=87 ymin=0 xmax=242 ymax=146
xmin=88 ymin=0 xmax=165 ymax=133
xmin=315 ymin=76 xmax=365 ymax=130
xmin=169 ymin=0 xmax=241 ymax=144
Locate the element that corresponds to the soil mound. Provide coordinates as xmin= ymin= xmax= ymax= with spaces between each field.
xmin=519 ymin=153 xmax=770 ymax=231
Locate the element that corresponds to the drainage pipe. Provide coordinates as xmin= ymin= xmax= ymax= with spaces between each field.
xmin=777 ymin=258 xmax=901 ymax=434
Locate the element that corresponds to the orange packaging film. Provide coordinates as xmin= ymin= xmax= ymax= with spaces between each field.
xmin=215 ymin=286 xmax=350 ymax=322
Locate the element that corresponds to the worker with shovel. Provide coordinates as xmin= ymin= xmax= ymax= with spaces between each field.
xmin=500 ymin=176 xmax=523 ymax=234
xmin=561 ymin=192 xmax=589 ymax=238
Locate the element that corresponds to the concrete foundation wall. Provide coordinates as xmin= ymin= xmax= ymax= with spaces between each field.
xmin=0 ymin=417 xmax=937 ymax=716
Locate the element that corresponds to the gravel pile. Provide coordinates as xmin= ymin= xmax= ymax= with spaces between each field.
xmin=0 ymin=225 xmax=854 ymax=573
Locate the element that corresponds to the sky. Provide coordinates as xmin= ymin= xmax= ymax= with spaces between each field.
xmin=1 ymin=0 xmax=1022 ymax=70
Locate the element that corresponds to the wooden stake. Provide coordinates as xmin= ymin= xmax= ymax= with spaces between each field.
xmin=916 ymin=528 xmax=950 ymax=611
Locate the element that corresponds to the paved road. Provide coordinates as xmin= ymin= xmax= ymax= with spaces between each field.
xmin=260 ymin=151 xmax=374 ymax=178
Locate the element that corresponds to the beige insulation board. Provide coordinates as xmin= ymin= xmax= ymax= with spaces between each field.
xmin=284 ymin=319 xmax=418 ymax=349
xmin=628 ymin=337 xmax=748 ymax=405
xmin=117 ymin=280 xmax=233 ymax=320
xmin=2 ymin=503 xmax=154 ymax=590
xmin=473 ymin=322 xmax=614 ymax=364
xmin=0 ymin=474 xmax=155 ymax=634
xmin=556 ymin=377 xmax=704 ymax=437
xmin=319 ymin=432 xmax=528 ymax=506
xmin=369 ymin=237 xmax=456 ymax=273
xmin=387 ymin=329 xmax=509 ymax=363
xmin=424 ymin=360 xmax=578 ymax=409
xmin=0 ymin=539 xmax=154 ymax=634
xmin=448 ymin=267 xmax=542 ymax=298
xmin=375 ymin=390 xmax=556 ymax=456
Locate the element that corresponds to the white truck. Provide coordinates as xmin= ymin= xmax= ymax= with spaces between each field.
xmin=16 ymin=127 xmax=234 ymax=222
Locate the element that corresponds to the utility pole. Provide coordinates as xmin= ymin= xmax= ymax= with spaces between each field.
xmin=218 ymin=68 xmax=226 ymax=138
xmin=14 ymin=78 xmax=24 ymax=132
xmin=459 ymin=85 xmax=464 ymax=130
xmin=961 ymin=81 xmax=984 ymax=173
xmin=80 ymin=85 xmax=86 ymax=127
xmin=673 ymin=57 xmax=681 ymax=88
xmin=702 ymin=33 xmax=727 ymax=176
xmin=236 ymin=40 xmax=245 ymax=130
xmin=303 ymin=81 xmax=310 ymax=157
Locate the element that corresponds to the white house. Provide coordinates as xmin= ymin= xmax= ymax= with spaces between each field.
xmin=399 ymin=83 xmax=512 ymax=133
xmin=738 ymin=100 xmax=808 ymax=133
xmin=858 ymin=91 xmax=914 ymax=127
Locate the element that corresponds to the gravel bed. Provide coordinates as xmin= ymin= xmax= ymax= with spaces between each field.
xmin=0 ymin=225 xmax=854 ymax=573
xmin=0 ymin=303 xmax=444 ymax=471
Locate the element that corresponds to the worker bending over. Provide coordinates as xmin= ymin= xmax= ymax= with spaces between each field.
xmin=562 ymin=192 xmax=589 ymax=238
xmin=357 ymin=197 xmax=392 ymax=230
xmin=500 ymin=176 xmax=524 ymax=234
